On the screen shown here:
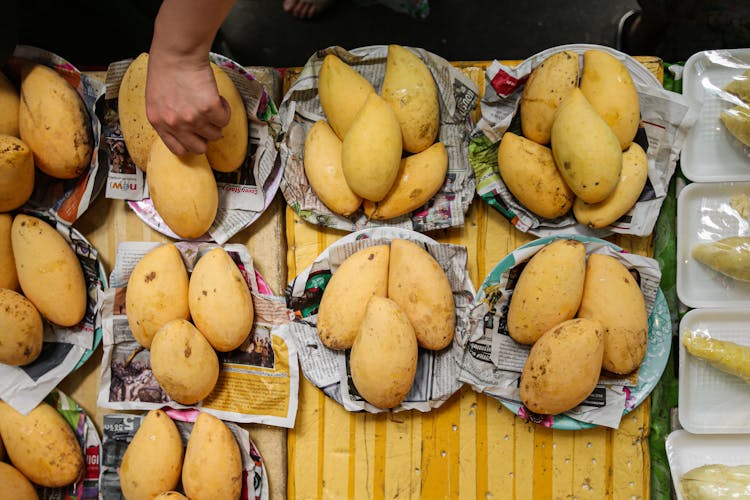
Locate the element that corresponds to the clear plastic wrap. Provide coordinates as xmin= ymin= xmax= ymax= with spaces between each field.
xmin=680 ymin=464 xmax=750 ymax=499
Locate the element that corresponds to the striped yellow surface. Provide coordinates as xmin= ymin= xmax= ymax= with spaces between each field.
xmin=285 ymin=57 xmax=661 ymax=500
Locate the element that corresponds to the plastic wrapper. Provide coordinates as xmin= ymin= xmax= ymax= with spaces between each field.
xmin=98 ymin=241 xmax=298 ymax=428
xmin=6 ymin=46 xmax=107 ymax=224
xmin=458 ymin=235 xmax=670 ymax=430
xmin=469 ymin=43 xmax=694 ymax=237
xmin=101 ymin=53 xmax=282 ymax=244
xmin=0 ymin=210 xmax=105 ymax=415
xmin=284 ymin=227 xmax=475 ymax=413
xmin=692 ymin=236 xmax=750 ymax=282
xmin=680 ymin=464 xmax=750 ymax=499
xmin=278 ymin=45 xmax=479 ymax=233
xmin=682 ymin=49 xmax=750 ymax=182
xmin=100 ymin=409 xmax=267 ymax=500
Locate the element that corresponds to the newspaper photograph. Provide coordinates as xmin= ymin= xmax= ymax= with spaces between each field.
xmin=284 ymin=227 xmax=475 ymax=413
xmin=0 ymin=211 xmax=105 ymax=415
xmin=98 ymin=241 xmax=298 ymax=428
xmin=470 ymin=43 xmax=696 ymax=237
xmin=100 ymin=410 xmax=267 ymax=500
xmin=9 ymin=45 xmax=107 ymax=225
xmin=278 ymin=45 xmax=479 ymax=233
xmin=457 ymin=235 xmax=671 ymax=429
xmin=101 ymin=53 xmax=283 ymax=244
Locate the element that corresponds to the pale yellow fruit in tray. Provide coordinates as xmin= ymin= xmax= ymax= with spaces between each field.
xmin=189 ymin=246 xmax=254 ymax=352
xmin=520 ymin=50 xmax=579 ymax=145
xmin=520 ymin=318 xmax=604 ymax=415
xmin=303 ymin=120 xmax=361 ymax=216
xmin=381 ymin=44 xmax=439 ymax=154
xmin=18 ymin=63 xmax=92 ymax=179
xmin=692 ymin=236 xmax=750 ymax=282
xmin=0 ymin=72 xmax=19 ymax=137
xmin=0 ymin=135 xmax=34 ymax=212
xmin=365 ymin=142 xmax=448 ymax=220
xmin=317 ymin=245 xmax=389 ymax=350
xmin=183 ymin=413 xmax=243 ymax=500
xmin=147 ymin=137 xmax=218 ymax=239
xmin=388 ymin=239 xmax=455 ymax=350
xmin=507 ymin=239 xmax=586 ymax=345
xmin=573 ymin=142 xmax=648 ymax=228
xmin=12 ymin=214 xmax=87 ymax=327
xmin=0 ymin=462 xmax=38 ymax=500
xmin=724 ymin=69 xmax=750 ymax=103
xmin=150 ymin=319 xmax=220 ymax=405
xmin=0 ymin=288 xmax=43 ymax=366
xmin=580 ymin=49 xmax=641 ymax=150
xmin=681 ymin=464 xmax=750 ymax=500
xmin=578 ymin=253 xmax=648 ymax=375
xmin=120 ymin=409 xmax=184 ymax=500
xmin=118 ymin=53 xmax=157 ymax=171
xmin=0 ymin=401 xmax=84 ymax=488
xmin=318 ymin=54 xmax=376 ymax=140
xmin=126 ymin=243 xmax=190 ymax=349
xmin=207 ymin=62 xmax=248 ymax=173
xmin=0 ymin=213 xmax=18 ymax=290
xmin=497 ymin=131 xmax=574 ymax=219
xmin=720 ymin=105 xmax=750 ymax=147
xmin=342 ymin=93 xmax=402 ymax=202
xmin=551 ymin=88 xmax=622 ymax=203
xmin=350 ymin=296 xmax=418 ymax=409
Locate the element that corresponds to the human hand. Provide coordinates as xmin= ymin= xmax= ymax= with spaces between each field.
xmin=145 ymin=53 xmax=231 ymax=156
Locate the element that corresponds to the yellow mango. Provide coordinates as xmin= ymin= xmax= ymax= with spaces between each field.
xmin=507 ymin=239 xmax=586 ymax=345
xmin=147 ymin=137 xmax=218 ymax=239
xmin=318 ymin=54 xmax=376 ymax=140
xmin=341 ymin=93 xmax=403 ymax=202
xmin=150 ymin=319 xmax=219 ymax=405
xmin=0 ymin=72 xmax=19 ymax=137
xmin=126 ymin=243 xmax=190 ymax=349
xmin=206 ymin=63 xmax=248 ymax=173
xmin=18 ymin=64 xmax=92 ymax=179
xmin=12 ymin=214 xmax=87 ymax=327
xmin=0 ymin=401 xmax=84 ymax=488
xmin=573 ymin=142 xmax=648 ymax=228
xmin=580 ymin=49 xmax=641 ymax=150
xmin=388 ymin=239 xmax=455 ymax=350
xmin=551 ymin=88 xmax=623 ymax=203
xmin=303 ymin=120 xmax=361 ymax=216
xmin=520 ymin=50 xmax=580 ymax=145
xmin=182 ymin=413 xmax=243 ymax=500
xmin=0 ymin=288 xmax=43 ymax=366
xmin=189 ymin=247 xmax=254 ymax=352
xmin=118 ymin=53 xmax=157 ymax=171
xmin=350 ymin=296 xmax=418 ymax=409
xmin=497 ymin=132 xmax=574 ymax=219
xmin=365 ymin=142 xmax=448 ymax=220
xmin=119 ymin=410 xmax=184 ymax=500
xmin=381 ymin=44 xmax=440 ymax=153
xmin=0 ymin=462 xmax=38 ymax=500
xmin=317 ymin=245 xmax=389 ymax=350
xmin=520 ymin=318 xmax=605 ymax=415
xmin=0 ymin=135 xmax=34 ymax=212
xmin=0 ymin=214 xmax=18 ymax=290
xmin=577 ymin=253 xmax=648 ymax=375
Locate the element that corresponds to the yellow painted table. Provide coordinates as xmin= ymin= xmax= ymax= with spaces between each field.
xmin=284 ymin=57 xmax=663 ymax=500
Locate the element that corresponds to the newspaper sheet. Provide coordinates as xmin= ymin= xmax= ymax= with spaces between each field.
xmin=98 ymin=241 xmax=298 ymax=428
xmin=9 ymin=45 xmax=107 ymax=225
xmin=100 ymin=410 xmax=267 ymax=500
xmin=470 ymin=43 xmax=697 ymax=237
xmin=285 ymin=227 xmax=475 ymax=413
xmin=457 ymin=237 xmax=668 ymax=429
xmin=101 ymin=53 xmax=283 ymax=244
xmin=278 ymin=45 xmax=479 ymax=232
xmin=0 ymin=212 xmax=105 ymax=415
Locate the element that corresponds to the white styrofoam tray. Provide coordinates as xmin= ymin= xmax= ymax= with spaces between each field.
xmin=681 ymin=48 xmax=750 ymax=182
xmin=676 ymin=181 xmax=750 ymax=308
xmin=666 ymin=430 xmax=750 ymax=500
xmin=678 ymin=308 xmax=750 ymax=434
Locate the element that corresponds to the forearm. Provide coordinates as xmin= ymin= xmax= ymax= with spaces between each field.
xmin=150 ymin=0 xmax=236 ymax=64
